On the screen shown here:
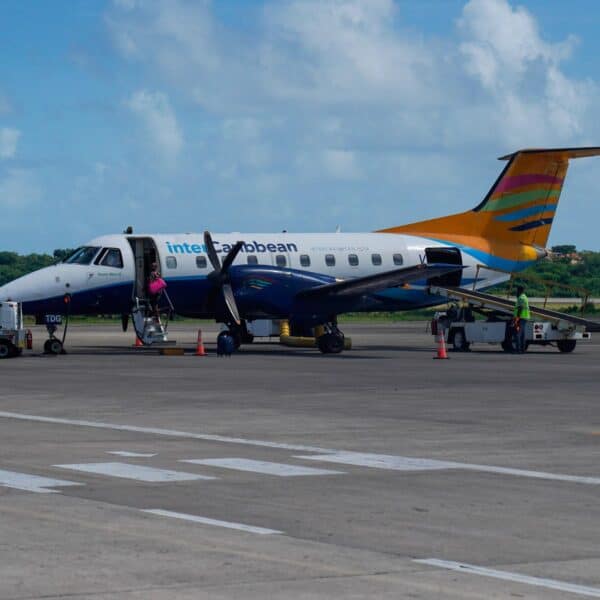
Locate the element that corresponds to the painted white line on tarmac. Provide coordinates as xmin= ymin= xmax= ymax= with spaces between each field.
xmin=54 ymin=463 xmax=215 ymax=483
xmin=106 ymin=451 xmax=157 ymax=458
xmin=142 ymin=509 xmax=282 ymax=535
xmin=296 ymin=452 xmax=456 ymax=471
xmin=297 ymin=452 xmax=600 ymax=485
xmin=0 ymin=469 xmax=82 ymax=494
xmin=2 ymin=411 xmax=600 ymax=486
xmin=181 ymin=458 xmax=344 ymax=476
xmin=415 ymin=559 xmax=600 ymax=598
xmin=0 ymin=411 xmax=330 ymax=453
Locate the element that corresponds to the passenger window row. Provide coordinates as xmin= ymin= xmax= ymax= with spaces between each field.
xmin=186 ymin=252 xmax=404 ymax=269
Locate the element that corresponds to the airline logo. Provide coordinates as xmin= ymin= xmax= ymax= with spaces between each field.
xmin=165 ymin=241 xmax=298 ymax=254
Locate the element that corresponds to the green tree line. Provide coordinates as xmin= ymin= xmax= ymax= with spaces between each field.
xmin=489 ymin=251 xmax=600 ymax=298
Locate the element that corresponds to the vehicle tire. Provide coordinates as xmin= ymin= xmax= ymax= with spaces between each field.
xmin=557 ymin=339 xmax=576 ymax=353
xmin=0 ymin=343 xmax=10 ymax=359
xmin=452 ymin=329 xmax=470 ymax=352
xmin=317 ymin=333 xmax=345 ymax=354
xmin=48 ymin=339 xmax=63 ymax=355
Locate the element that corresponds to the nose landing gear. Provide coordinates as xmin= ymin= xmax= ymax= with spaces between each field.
xmin=42 ymin=294 xmax=71 ymax=355
xmin=43 ymin=320 xmax=67 ymax=355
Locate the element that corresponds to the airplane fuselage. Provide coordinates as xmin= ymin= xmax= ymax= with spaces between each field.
xmin=0 ymin=231 xmax=511 ymax=320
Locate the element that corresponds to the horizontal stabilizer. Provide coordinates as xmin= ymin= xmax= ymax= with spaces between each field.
xmin=296 ymin=264 xmax=465 ymax=300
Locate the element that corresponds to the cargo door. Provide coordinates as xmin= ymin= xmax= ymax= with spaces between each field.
xmin=425 ymin=247 xmax=462 ymax=287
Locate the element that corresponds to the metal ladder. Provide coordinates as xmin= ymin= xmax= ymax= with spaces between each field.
xmin=131 ymin=291 xmax=175 ymax=345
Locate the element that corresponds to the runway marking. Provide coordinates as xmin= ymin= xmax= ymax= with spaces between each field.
xmin=415 ymin=559 xmax=600 ymax=598
xmin=142 ymin=509 xmax=282 ymax=535
xmin=296 ymin=452 xmax=454 ymax=471
xmin=2 ymin=411 xmax=599 ymax=486
xmin=0 ymin=411 xmax=329 ymax=453
xmin=54 ymin=462 xmax=215 ymax=483
xmin=296 ymin=452 xmax=600 ymax=485
xmin=180 ymin=458 xmax=344 ymax=476
xmin=106 ymin=451 xmax=157 ymax=458
xmin=0 ymin=469 xmax=81 ymax=494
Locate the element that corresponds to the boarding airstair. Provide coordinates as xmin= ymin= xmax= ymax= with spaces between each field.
xmin=429 ymin=286 xmax=600 ymax=333
xmin=131 ymin=290 xmax=175 ymax=345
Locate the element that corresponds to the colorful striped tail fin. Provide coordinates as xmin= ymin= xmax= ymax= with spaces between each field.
xmin=379 ymin=147 xmax=600 ymax=268
xmin=473 ymin=147 xmax=600 ymax=247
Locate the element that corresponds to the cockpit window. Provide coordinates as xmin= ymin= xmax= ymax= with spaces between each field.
xmin=64 ymin=246 xmax=101 ymax=265
xmin=100 ymin=248 xmax=123 ymax=269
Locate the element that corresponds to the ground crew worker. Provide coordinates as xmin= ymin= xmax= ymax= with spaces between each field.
xmin=513 ymin=285 xmax=530 ymax=353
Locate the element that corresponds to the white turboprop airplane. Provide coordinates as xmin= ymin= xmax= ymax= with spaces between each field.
xmin=1 ymin=147 xmax=598 ymax=354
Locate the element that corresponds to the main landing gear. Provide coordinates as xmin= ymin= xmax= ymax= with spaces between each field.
xmin=316 ymin=322 xmax=345 ymax=354
xmin=217 ymin=320 xmax=254 ymax=354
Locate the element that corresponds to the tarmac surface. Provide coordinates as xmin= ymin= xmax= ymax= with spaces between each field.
xmin=1 ymin=321 xmax=599 ymax=599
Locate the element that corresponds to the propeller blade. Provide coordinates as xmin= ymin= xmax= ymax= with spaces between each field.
xmin=204 ymin=230 xmax=221 ymax=271
xmin=222 ymin=282 xmax=241 ymax=326
xmin=221 ymin=240 xmax=244 ymax=273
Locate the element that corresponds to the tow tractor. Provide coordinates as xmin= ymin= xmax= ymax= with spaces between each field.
xmin=430 ymin=286 xmax=596 ymax=353
xmin=0 ymin=301 xmax=26 ymax=359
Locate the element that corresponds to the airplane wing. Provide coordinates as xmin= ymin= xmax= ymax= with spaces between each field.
xmin=295 ymin=264 xmax=464 ymax=300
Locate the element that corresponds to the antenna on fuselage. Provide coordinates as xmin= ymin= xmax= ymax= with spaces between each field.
xmin=123 ymin=226 xmax=133 ymax=234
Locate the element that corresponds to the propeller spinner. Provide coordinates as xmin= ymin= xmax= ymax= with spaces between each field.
xmin=204 ymin=231 xmax=244 ymax=326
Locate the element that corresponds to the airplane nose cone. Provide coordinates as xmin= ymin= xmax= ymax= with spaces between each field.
xmin=0 ymin=266 xmax=62 ymax=303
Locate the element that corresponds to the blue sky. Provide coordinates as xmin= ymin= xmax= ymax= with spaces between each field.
xmin=2 ymin=0 xmax=600 ymax=253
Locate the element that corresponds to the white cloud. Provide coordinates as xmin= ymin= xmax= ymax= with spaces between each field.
xmin=105 ymin=0 xmax=600 ymax=241
xmin=0 ymin=128 xmax=20 ymax=159
xmin=109 ymin=0 xmax=599 ymax=154
xmin=457 ymin=0 xmax=596 ymax=143
xmin=321 ymin=149 xmax=361 ymax=180
xmin=0 ymin=169 xmax=41 ymax=208
xmin=126 ymin=89 xmax=183 ymax=163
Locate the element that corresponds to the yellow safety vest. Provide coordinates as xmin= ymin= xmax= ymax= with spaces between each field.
xmin=514 ymin=293 xmax=531 ymax=319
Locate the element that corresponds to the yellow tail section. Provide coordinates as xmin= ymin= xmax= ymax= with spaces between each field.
xmin=379 ymin=147 xmax=600 ymax=268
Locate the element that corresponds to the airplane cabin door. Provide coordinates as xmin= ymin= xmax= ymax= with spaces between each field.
xmin=127 ymin=237 xmax=160 ymax=300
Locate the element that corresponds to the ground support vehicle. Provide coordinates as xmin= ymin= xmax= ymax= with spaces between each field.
xmin=0 ymin=302 xmax=26 ymax=358
xmin=430 ymin=286 xmax=596 ymax=353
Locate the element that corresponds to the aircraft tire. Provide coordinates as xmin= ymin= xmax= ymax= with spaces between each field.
xmin=317 ymin=333 xmax=345 ymax=354
xmin=47 ymin=339 xmax=63 ymax=355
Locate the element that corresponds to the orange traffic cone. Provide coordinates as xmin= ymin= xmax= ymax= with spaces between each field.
xmin=133 ymin=336 xmax=144 ymax=348
xmin=433 ymin=331 xmax=449 ymax=359
xmin=194 ymin=329 xmax=207 ymax=356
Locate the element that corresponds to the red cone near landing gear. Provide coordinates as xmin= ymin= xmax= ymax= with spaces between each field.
xmin=133 ymin=336 xmax=143 ymax=348
xmin=434 ymin=331 xmax=449 ymax=359
xmin=195 ymin=329 xmax=207 ymax=356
